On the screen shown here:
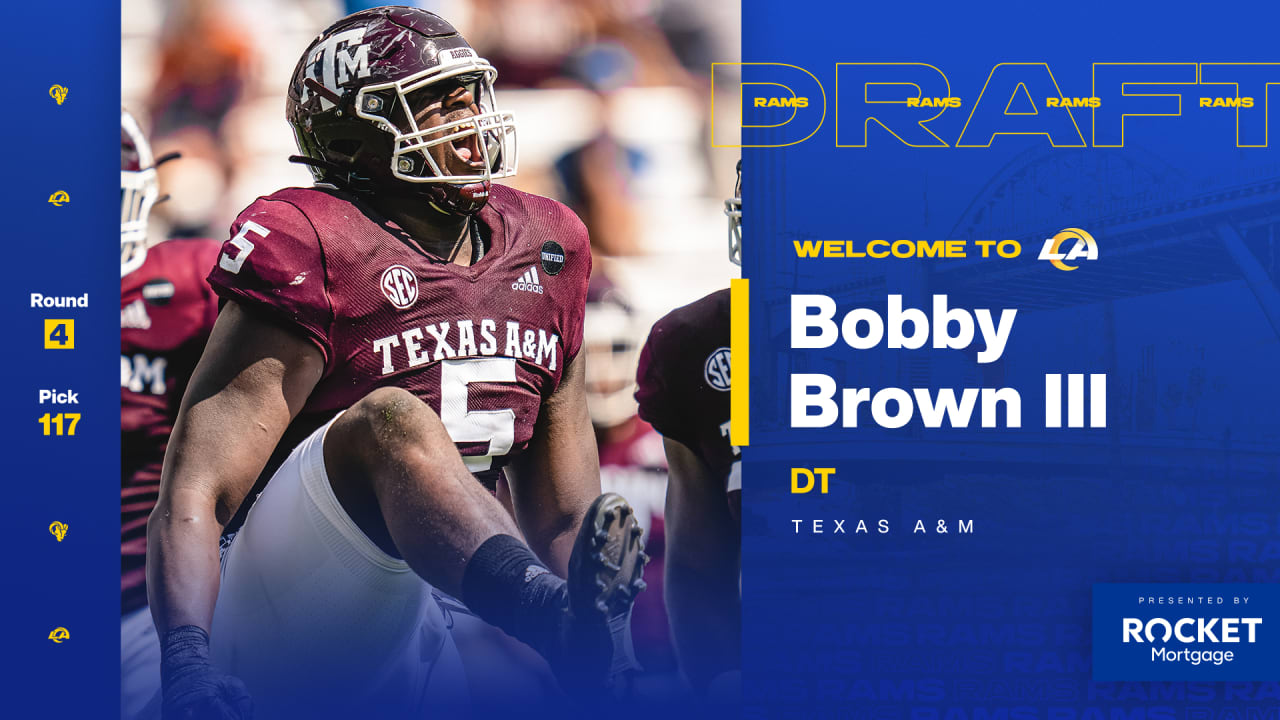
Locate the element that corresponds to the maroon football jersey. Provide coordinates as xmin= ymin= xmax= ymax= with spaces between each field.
xmin=121 ymin=238 xmax=222 ymax=614
xmin=635 ymin=289 xmax=740 ymax=492
xmin=206 ymin=184 xmax=590 ymax=480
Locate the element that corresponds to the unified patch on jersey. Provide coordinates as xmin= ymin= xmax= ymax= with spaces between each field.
xmin=142 ymin=278 xmax=175 ymax=305
xmin=540 ymin=241 xmax=565 ymax=275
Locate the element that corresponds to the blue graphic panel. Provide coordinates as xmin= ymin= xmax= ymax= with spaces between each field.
xmin=4 ymin=2 xmax=120 ymax=717
xmin=740 ymin=0 xmax=1280 ymax=716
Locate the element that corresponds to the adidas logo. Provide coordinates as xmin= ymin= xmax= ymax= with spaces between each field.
xmin=121 ymin=298 xmax=151 ymax=329
xmin=511 ymin=266 xmax=544 ymax=295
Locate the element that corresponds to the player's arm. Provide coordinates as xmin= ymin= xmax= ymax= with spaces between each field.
xmin=506 ymin=351 xmax=600 ymax=577
xmin=147 ymin=301 xmax=323 ymax=633
xmin=663 ymin=435 xmax=741 ymax=693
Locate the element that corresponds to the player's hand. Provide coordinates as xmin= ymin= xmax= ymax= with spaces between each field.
xmin=162 ymin=669 xmax=252 ymax=720
xmin=160 ymin=626 xmax=253 ymax=720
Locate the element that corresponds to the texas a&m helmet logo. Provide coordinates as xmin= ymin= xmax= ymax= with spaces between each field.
xmin=301 ymin=26 xmax=372 ymax=110
xmin=381 ymin=265 xmax=419 ymax=309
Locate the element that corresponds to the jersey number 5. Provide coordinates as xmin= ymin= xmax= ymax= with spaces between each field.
xmin=440 ymin=357 xmax=516 ymax=472
xmin=219 ymin=221 xmax=270 ymax=274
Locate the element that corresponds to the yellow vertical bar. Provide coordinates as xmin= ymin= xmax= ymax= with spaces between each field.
xmin=730 ymin=278 xmax=750 ymax=446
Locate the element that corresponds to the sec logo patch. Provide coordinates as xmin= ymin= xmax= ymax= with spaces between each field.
xmin=381 ymin=265 xmax=418 ymax=309
xmin=704 ymin=347 xmax=731 ymax=391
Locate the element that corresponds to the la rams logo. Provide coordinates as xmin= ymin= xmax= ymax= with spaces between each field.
xmin=381 ymin=265 xmax=419 ymax=309
xmin=1038 ymin=228 xmax=1098 ymax=272
xmin=704 ymin=347 xmax=731 ymax=391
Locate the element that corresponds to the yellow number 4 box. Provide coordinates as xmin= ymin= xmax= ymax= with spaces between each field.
xmin=44 ymin=319 xmax=74 ymax=349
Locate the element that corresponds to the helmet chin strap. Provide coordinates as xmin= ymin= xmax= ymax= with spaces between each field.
xmin=426 ymin=214 xmax=483 ymax=265
xmin=425 ymin=195 xmax=460 ymax=217
xmin=470 ymin=217 xmax=485 ymax=261
xmin=438 ymin=205 xmax=487 ymax=265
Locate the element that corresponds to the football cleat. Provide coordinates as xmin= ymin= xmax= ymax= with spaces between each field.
xmin=555 ymin=492 xmax=648 ymax=698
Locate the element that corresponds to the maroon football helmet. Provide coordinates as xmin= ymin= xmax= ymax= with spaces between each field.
xmin=286 ymin=6 xmax=517 ymax=216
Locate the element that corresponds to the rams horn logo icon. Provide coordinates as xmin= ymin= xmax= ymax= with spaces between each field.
xmin=48 ymin=190 xmax=70 ymax=207
xmin=48 ymin=627 xmax=70 ymax=644
xmin=49 ymin=522 xmax=67 ymax=542
xmin=49 ymin=85 xmax=68 ymax=105
xmin=1037 ymin=228 xmax=1098 ymax=271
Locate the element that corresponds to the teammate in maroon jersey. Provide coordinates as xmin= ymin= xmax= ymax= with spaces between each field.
xmin=635 ymin=161 xmax=742 ymax=698
xmin=146 ymin=8 xmax=645 ymax=719
xmin=120 ymin=108 xmax=223 ymax=720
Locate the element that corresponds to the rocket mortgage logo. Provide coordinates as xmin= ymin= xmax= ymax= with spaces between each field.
xmin=1092 ymin=584 xmax=1280 ymax=681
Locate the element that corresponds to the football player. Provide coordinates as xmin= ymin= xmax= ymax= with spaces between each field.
xmin=635 ymin=161 xmax=742 ymax=698
xmin=120 ymin=108 xmax=223 ymax=720
xmin=147 ymin=8 xmax=645 ymax=719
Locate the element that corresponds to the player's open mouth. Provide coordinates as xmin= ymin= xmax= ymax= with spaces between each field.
xmin=450 ymin=123 xmax=486 ymax=168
